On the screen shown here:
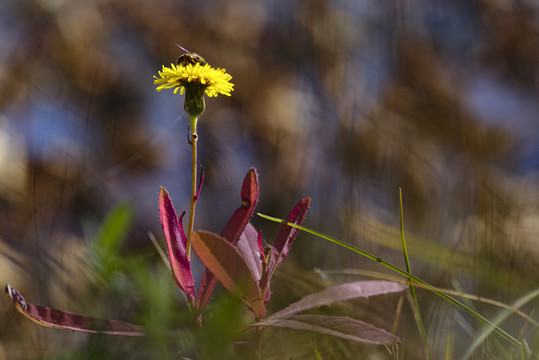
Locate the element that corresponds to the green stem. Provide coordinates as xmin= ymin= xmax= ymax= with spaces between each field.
xmin=399 ymin=188 xmax=431 ymax=360
xmin=254 ymin=326 xmax=263 ymax=360
xmin=186 ymin=115 xmax=198 ymax=259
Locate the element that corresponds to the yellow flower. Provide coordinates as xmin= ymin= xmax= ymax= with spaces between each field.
xmin=153 ymin=63 xmax=234 ymax=97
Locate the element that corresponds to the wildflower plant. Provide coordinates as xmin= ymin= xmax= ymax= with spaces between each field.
xmin=5 ymin=45 xmax=421 ymax=358
xmin=154 ymin=45 xmax=233 ymax=259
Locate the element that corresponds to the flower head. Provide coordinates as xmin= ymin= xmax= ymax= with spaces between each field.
xmin=153 ymin=63 xmax=234 ymax=97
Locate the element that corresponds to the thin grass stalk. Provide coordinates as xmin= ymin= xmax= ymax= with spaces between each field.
xmin=462 ymin=289 xmax=539 ymax=359
xmin=148 ymin=231 xmax=171 ymax=272
xmin=399 ymin=188 xmax=431 ymax=359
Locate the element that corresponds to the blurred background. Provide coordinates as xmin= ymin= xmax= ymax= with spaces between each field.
xmin=1 ymin=0 xmax=539 ymax=358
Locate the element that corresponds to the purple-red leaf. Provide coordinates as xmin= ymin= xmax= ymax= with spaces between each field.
xmin=220 ymin=167 xmax=259 ymax=245
xmin=259 ymin=197 xmax=311 ymax=301
xmin=195 ymin=168 xmax=259 ymax=313
xmin=191 ymin=231 xmax=265 ymax=319
xmin=256 ymin=314 xmax=399 ymax=345
xmin=5 ymin=284 xmax=144 ymax=336
xmin=268 ymin=281 xmax=407 ymax=319
xmin=273 ymin=197 xmax=311 ymax=266
xmin=236 ymin=223 xmax=263 ymax=281
xmin=158 ymin=187 xmax=195 ymax=300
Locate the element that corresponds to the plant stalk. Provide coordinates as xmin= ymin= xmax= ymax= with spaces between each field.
xmin=400 ymin=188 xmax=431 ymax=360
xmin=186 ymin=115 xmax=198 ymax=259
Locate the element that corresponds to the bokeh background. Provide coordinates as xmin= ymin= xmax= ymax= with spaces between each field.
xmin=1 ymin=0 xmax=539 ymax=358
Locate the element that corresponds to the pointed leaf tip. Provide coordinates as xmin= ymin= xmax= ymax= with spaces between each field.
xmin=273 ymin=196 xmax=312 ymax=265
xmin=159 ymin=186 xmax=168 ymax=197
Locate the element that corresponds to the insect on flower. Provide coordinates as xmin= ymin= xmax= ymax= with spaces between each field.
xmin=176 ymin=44 xmax=207 ymax=67
xmin=154 ymin=45 xmax=234 ymax=98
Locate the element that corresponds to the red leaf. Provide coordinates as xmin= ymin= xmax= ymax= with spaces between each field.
xmin=221 ymin=167 xmax=259 ymax=245
xmin=158 ymin=187 xmax=195 ymax=300
xmin=268 ymin=281 xmax=407 ymax=319
xmin=257 ymin=314 xmax=399 ymax=345
xmin=5 ymin=284 xmax=144 ymax=336
xmin=191 ymin=231 xmax=265 ymax=319
xmin=195 ymin=168 xmax=259 ymax=313
xmin=259 ymin=197 xmax=311 ymax=298
xmin=273 ymin=197 xmax=311 ymax=266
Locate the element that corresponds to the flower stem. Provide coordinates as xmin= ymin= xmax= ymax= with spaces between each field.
xmin=186 ymin=115 xmax=198 ymax=259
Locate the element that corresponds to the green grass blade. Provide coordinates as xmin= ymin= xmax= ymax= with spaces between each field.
xmin=257 ymin=212 xmax=521 ymax=347
xmin=462 ymin=288 xmax=539 ymax=360
xmin=399 ymin=188 xmax=412 ymax=276
xmin=399 ymin=188 xmax=431 ymax=360
xmin=148 ymin=231 xmax=171 ymax=273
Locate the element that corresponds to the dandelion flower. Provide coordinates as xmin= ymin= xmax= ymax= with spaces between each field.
xmin=153 ymin=63 xmax=234 ymax=97
xmin=154 ymin=60 xmax=234 ymax=119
